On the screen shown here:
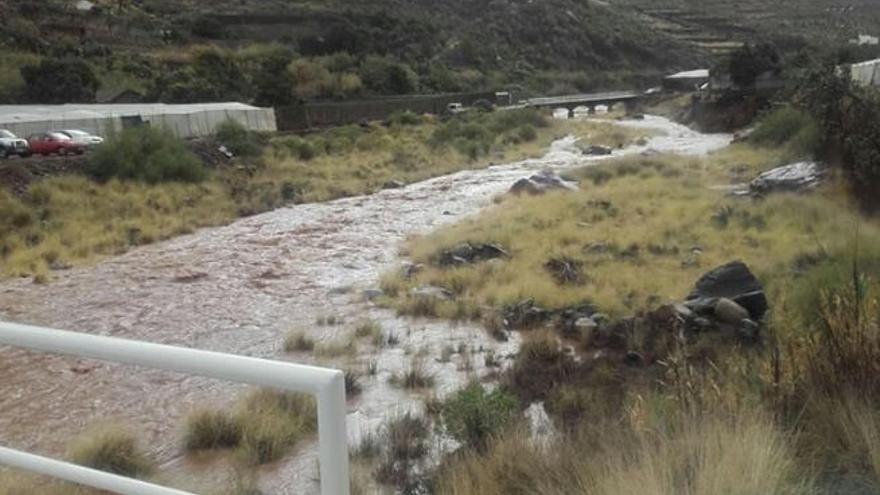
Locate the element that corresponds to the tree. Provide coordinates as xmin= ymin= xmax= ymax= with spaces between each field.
xmin=191 ymin=15 xmax=226 ymax=39
xmin=20 ymin=58 xmax=99 ymax=103
xmin=150 ymin=48 xmax=252 ymax=103
xmin=288 ymin=59 xmax=334 ymax=99
xmin=796 ymin=61 xmax=880 ymax=209
xmin=254 ymin=49 xmax=294 ymax=107
xmin=360 ymin=56 xmax=418 ymax=95
xmin=386 ymin=63 xmax=418 ymax=95
xmin=727 ymin=42 xmax=783 ymax=88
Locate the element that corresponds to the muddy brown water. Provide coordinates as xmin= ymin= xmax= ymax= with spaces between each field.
xmin=0 ymin=116 xmax=730 ymax=493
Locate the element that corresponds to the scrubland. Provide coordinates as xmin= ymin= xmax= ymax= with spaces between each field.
xmin=0 ymin=110 xmax=649 ymax=280
xmin=379 ymin=107 xmax=880 ymax=494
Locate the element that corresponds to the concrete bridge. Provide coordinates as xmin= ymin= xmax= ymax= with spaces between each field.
xmin=526 ymin=90 xmax=642 ymax=118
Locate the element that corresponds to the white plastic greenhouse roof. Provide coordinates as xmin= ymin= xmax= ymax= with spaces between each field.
xmin=665 ymin=69 xmax=710 ymax=80
xmin=0 ymin=102 xmax=263 ymax=124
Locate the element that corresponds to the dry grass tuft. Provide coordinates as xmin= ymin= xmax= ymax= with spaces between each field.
xmin=315 ymin=336 xmax=358 ymax=358
xmin=389 ymin=358 xmax=435 ymax=390
xmin=67 ymin=426 xmax=153 ymax=478
xmin=283 ymin=331 xmax=315 ymax=352
xmin=375 ymin=412 xmax=431 ymax=488
xmin=437 ymin=408 xmax=813 ymax=495
xmin=355 ymin=319 xmax=383 ymax=339
xmin=182 ymin=387 xmax=316 ymax=466
xmin=184 ymin=409 xmax=242 ymax=451
xmin=235 ymin=388 xmax=317 ymax=465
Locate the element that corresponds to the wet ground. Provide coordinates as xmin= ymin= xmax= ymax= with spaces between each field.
xmin=0 ymin=116 xmax=730 ymax=493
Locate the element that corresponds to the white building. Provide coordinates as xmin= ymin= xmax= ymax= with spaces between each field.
xmin=0 ymin=103 xmax=277 ymax=139
xmin=850 ymin=59 xmax=880 ymax=87
xmin=850 ymin=34 xmax=880 ymax=46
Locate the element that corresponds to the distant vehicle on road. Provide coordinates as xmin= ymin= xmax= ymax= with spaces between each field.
xmin=27 ymin=132 xmax=86 ymax=156
xmin=57 ymin=129 xmax=104 ymax=147
xmin=447 ymin=102 xmax=466 ymax=114
xmin=0 ymin=129 xmax=31 ymax=158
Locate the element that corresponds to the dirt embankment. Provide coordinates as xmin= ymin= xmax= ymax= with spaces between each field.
xmin=0 ymin=156 xmax=87 ymax=197
xmin=0 ymin=138 xmax=233 ymax=197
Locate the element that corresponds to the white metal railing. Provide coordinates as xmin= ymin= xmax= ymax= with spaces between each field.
xmin=0 ymin=321 xmax=349 ymax=495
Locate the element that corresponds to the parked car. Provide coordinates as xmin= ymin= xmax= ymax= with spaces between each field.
xmin=0 ymin=129 xmax=31 ymax=158
xmin=57 ymin=129 xmax=104 ymax=147
xmin=27 ymin=132 xmax=87 ymax=156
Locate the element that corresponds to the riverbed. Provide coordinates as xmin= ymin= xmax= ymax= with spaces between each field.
xmin=0 ymin=115 xmax=731 ymax=493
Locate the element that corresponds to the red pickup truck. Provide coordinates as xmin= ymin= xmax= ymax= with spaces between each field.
xmin=27 ymin=132 xmax=86 ymax=156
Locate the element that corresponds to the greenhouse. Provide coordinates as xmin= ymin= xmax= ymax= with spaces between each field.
xmin=0 ymin=102 xmax=276 ymax=139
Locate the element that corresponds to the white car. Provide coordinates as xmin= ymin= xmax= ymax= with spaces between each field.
xmin=447 ymin=102 xmax=466 ymax=114
xmin=57 ymin=129 xmax=104 ymax=147
xmin=0 ymin=129 xmax=30 ymax=158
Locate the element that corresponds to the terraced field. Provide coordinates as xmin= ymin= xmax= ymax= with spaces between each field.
xmin=614 ymin=0 xmax=880 ymax=58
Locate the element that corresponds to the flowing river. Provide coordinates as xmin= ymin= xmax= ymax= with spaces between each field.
xmin=0 ymin=115 xmax=731 ymax=493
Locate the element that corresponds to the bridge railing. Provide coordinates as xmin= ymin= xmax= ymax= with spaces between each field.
xmin=526 ymin=91 xmax=641 ymax=106
xmin=0 ymin=321 xmax=349 ymax=495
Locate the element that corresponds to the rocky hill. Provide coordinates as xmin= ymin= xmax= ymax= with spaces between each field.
xmin=2 ymin=0 xmax=878 ymax=104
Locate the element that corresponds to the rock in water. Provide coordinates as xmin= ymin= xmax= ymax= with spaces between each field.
xmin=382 ymin=179 xmax=405 ymax=189
xmin=750 ymin=162 xmax=824 ymax=193
xmin=582 ymin=144 xmax=613 ymax=156
xmin=509 ymin=170 xmax=577 ymax=195
xmin=362 ymin=288 xmax=384 ymax=300
xmin=687 ymin=261 xmax=768 ymax=320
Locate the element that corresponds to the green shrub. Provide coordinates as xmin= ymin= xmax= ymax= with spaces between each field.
xmin=441 ymin=383 xmax=517 ymax=449
xmin=278 ymin=136 xmax=318 ymax=161
xmin=87 ymin=126 xmax=206 ymax=184
xmin=516 ymin=124 xmax=538 ymax=143
xmin=216 ymin=120 xmax=263 ymax=158
xmin=389 ymin=110 xmax=423 ymax=126
xmin=789 ymin=249 xmax=880 ymax=326
xmin=67 ymin=427 xmax=152 ymax=477
xmin=488 ymin=108 xmax=549 ymax=133
xmin=750 ymin=107 xmax=820 ymax=157
xmin=20 ymin=57 xmax=99 ymax=103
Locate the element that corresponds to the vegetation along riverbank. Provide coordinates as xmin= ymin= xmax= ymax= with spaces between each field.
xmin=0 ymin=109 xmax=650 ymax=281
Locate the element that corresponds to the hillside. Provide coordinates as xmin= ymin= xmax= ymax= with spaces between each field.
xmin=614 ymin=0 xmax=880 ymax=57
xmin=3 ymin=0 xmax=880 ymax=105
xmin=2 ymin=0 xmax=705 ymax=104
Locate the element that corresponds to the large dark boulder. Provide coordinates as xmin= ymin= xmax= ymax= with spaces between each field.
xmin=581 ymin=144 xmax=613 ymax=156
xmin=509 ymin=170 xmax=577 ymax=195
xmin=436 ymin=242 xmax=508 ymax=266
xmin=687 ymin=261 xmax=768 ymax=320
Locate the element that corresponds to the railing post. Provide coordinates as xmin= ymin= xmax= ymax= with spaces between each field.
xmin=317 ymin=371 xmax=350 ymax=495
